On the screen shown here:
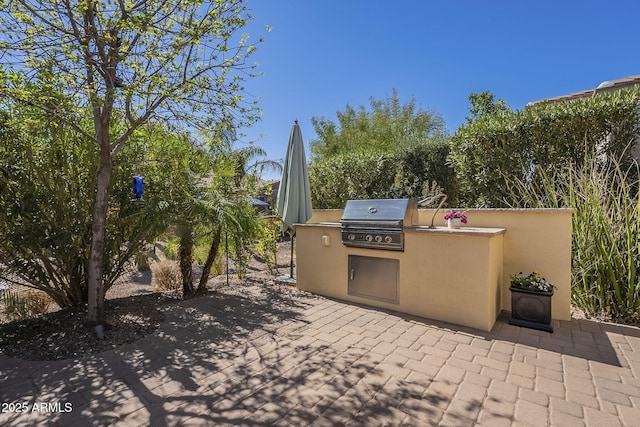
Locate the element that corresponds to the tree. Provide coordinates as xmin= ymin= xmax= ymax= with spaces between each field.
xmin=195 ymin=144 xmax=276 ymax=289
xmin=146 ymin=130 xmax=213 ymax=298
xmin=465 ymin=91 xmax=509 ymax=122
xmin=308 ymin=90 xmax=456 ymax=207
xmin=190 ymin=145 xmax=270 ymax=292
xmin=196 ymin=166 xmax=261 ymax=291
xmin=308 ymin=90 xmax=452 ymax=206
xmin=0 ymin=0 xmax=263 ymax=324
xmin=310 ymin=89 xmax=446 ymax=160
xmin=0 ymin=105 xmax=175 ymax=307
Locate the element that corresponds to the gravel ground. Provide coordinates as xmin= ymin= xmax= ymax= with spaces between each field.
xmin=0 ymin=293 xmax=172 ymax=361
xmin=0 ymin=240 xmax=293 ymax=361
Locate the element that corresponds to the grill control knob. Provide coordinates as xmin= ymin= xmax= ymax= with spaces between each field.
xmin=375 ymin=235 xmax=382 ymax=243
xmin=365 ymin=234 xmax=373 ymax=242
xmin=384 ymin=236 xmax=393 ymax=243
xmin=347 ymin=234 xmax=356 ymax=241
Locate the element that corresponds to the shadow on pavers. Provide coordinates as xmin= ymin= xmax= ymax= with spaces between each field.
xmin=317 ymin=294 xmax=629 ymax=369
xmin=0 ymin=282 xmax=455 ymax=426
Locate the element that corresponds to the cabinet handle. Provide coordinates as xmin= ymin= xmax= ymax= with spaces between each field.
xmin=350 ymin=269 xmax=355 ymax=281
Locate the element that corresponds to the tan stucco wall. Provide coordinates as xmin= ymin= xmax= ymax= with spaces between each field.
xmin=298 ymin=208 xmax=573 ymax=330
xmin=309 ymin=210 xmax=342 ymax=223
xmin=418 ymin=208 xmax=573 ymax=321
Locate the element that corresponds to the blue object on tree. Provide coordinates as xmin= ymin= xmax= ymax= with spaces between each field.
xmin=133 ymin=176 xmax=144 ymax=201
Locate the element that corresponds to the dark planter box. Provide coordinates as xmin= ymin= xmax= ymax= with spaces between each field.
xmin=509 ymin=285 xmax=553 ymax=333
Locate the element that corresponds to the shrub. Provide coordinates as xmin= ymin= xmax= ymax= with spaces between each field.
xmin=1 ymin=289 xmax=29 ymax=321
xmin=0 ymin=110 xmax=182 ymax=308
xmin=388 ymin=137 xmax=458 ymax=204
xmin=451 ymin=87 xmax=640 ymax=207
xmin=255 ymin=218 xmax=282 ymax=274
xmin=24 ymin=289 xmax=53 ymax=315
xmin=150 ymin=260 xmax=182 ymax=292
xmin=309 ymin=151 xmax=396 ymax=209
xmin=1 ymin=288 xmax=53 ymax=321
xmin=212 ymin=253 xmax=225 ymax=277
xmin=231 ymin=239 xmax=252 ymax=279
xmin=309 ymin=137 xmax=458 ymax=209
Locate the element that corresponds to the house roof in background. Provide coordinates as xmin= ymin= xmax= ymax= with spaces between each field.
xmin=528 ymin=74 xmax=640 ymax=105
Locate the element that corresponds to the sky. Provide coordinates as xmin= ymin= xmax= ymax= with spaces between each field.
xmin=240 ymin=0 xmax=640 ymax=180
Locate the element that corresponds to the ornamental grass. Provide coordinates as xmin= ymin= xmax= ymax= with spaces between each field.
xmin=508 ymin=155 xmax=640 ymax=323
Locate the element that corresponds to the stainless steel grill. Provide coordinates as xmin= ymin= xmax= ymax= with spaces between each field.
xmin=340 ymin=199 xmax=418 ymax=251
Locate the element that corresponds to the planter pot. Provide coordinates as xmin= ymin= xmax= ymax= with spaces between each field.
xmin=509 ymin=285 xmax=553 ymax=332
xmin=447 ymin=218 xmax=462 ymax=229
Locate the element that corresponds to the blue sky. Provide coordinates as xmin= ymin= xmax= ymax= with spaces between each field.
xmin=241 ymin=1 xmax=640 ymax=179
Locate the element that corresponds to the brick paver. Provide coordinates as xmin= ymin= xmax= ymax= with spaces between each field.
xmin=2 ymin=280 xmax=640 ymax=426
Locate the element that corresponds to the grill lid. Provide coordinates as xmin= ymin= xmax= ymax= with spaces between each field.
xmin=341 ymin=199 xmax=418 ymax=226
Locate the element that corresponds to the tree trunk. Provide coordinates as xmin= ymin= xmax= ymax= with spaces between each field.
xmin=87 ymin=146 xmax=112 ymax=325
xmin=69 ymin=258 xmax=86 ymax=306
xmin=198 ymin=226 xmax=222 ymax=292
xmin=179 ymin=221 xmax=195 ymax=297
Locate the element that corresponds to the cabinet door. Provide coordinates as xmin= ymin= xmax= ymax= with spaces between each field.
xmin=348 ymin=255 xmax=399 ymax=303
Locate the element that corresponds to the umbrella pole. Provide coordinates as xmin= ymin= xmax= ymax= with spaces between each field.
xmin=225 ymin=229 xmax=229 ymax=287
xmin=290 ymin=231 xmax=294 ymax=278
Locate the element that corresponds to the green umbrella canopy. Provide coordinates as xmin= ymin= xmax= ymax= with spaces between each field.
xmin=276 ymin=120 xmax=313 ymax=232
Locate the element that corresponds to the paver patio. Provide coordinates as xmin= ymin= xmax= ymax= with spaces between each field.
xmin=2 ymin=280 xmax=640 ymax=426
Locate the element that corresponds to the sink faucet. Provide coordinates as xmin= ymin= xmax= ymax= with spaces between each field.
xmin=418 ymin=193 xmax=448 ymax=229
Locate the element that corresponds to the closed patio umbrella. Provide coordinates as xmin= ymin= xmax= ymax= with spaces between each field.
xmin=276 ymin=120 xmax=313 ymax=279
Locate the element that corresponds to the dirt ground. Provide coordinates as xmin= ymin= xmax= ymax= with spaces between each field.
xmin=106 ymin=238 xmax=295 ymax=299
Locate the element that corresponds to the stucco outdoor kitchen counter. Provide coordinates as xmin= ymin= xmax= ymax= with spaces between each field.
xmin=296 ymin=222 xmax=505 ymax=331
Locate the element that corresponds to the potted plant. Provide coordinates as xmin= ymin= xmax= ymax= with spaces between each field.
xmin=509 ymin=271 xmax=555 ymax=332
xmin=443 ymin=210 xmax=467 ymax=229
